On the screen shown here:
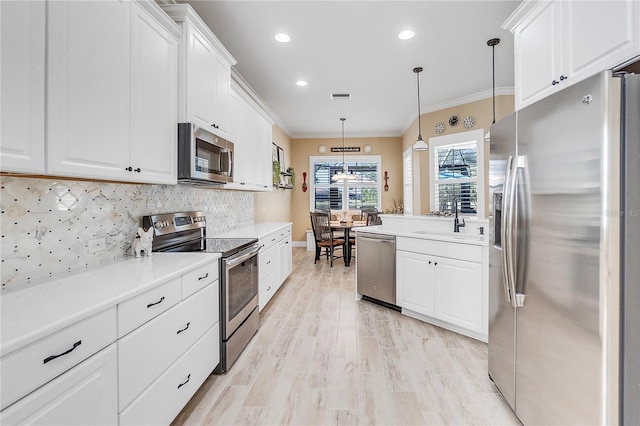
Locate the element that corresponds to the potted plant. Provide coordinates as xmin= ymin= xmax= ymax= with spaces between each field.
xmin=272 ymin=161 xmax=281 ymax=186
xmin=286 ymin=167 xmax=295 ymax=188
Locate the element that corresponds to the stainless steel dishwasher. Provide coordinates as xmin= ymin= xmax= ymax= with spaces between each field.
xmin=356 ymin=232 xmax=398 ymax=309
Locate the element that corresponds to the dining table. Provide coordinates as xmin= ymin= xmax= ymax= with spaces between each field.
xmin=330 ymin=220 xmax=367 ymax=266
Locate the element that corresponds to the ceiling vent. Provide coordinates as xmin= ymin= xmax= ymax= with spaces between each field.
xmin=331 ymin=93 xmax=351 ymax=100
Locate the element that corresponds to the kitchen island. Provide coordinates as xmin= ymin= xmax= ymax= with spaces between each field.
xmin=354 ymin=214 xmax=489 ymax=342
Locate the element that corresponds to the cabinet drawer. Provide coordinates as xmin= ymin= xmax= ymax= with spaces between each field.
xmin=118 ymin=284 xmax=217 ymax=411
xmin=182 ymin=261 xmax=218 ymax=299
xmin=276 ymin=226 xmax=291 ymax=240
xmin=0 ymin=307 xmax=116 ymax=410
xmin=259 ymin=245 xmax=278 ymax=281
xmin=259 ymin=230 xmax=280 ymax=251
xmin=0 ymin=344 xmax=118 ymax=425
xmin=259 ymin=269 xmax=278 ymax=311
xmin=397 ymin=237 xmax=482 ymax=263
xmin=117 ymin=277 xmax=181 ymax=337
xmin=119 ymin=324 xmax=219 ymax=426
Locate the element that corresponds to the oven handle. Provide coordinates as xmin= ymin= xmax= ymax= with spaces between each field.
xmin=225 ymin=245 xmax=261 ymax=267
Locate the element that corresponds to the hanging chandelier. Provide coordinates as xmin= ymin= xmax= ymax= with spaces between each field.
xmin=332 ymin=117 xmax=357 ymax=181
xmin=412 ymin=66 xmax=428 ymax=151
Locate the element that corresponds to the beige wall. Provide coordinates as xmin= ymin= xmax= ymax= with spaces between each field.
xmin=402 ymin=95 xmax=515 ymax=216
xmin=289 ymin=136 xmax=403 ymax=243
xmin=254 ymin=125 xmax=293 ymax=223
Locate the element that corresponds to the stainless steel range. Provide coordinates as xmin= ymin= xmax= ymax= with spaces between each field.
xmin=142 ymin=211 xmax=260 ymax=374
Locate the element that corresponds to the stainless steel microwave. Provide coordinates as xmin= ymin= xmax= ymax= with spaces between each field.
xmin=178 ymin=123 xmax=233 ymax=185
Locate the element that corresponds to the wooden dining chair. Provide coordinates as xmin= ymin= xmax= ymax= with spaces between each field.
xmin=364 ymin=211 xmax=382 ymax=226
xmin=310 ymin=212 xmax=345 ymax=266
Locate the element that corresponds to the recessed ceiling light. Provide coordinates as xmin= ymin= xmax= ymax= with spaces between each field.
xmin=275 ymin=33 xmax=291 ymax=43
xmin=398 ymin=30 xmax=415 ymax=40
xmin=296 ymin=80 xmax=308 ymax=87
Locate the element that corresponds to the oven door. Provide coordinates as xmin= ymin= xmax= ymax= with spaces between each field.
xmin=223 ymin=245 xmax=260 ymax=339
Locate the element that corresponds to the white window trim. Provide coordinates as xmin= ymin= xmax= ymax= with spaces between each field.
xmin=403 ymin=147 xmax=413 ymax=215
xmin=428 ymin=129 xmax=485 ymax=219
xmin=309 ymin=155 xmax=382 ymax=212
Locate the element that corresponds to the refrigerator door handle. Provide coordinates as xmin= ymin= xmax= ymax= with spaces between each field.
xmin=513 ymin=155 xmax=530 ymax=308
xmin=501 ymin=156 xmax=514 ymax=304
xmin=506 ymin=155 xmax=520 ymax=308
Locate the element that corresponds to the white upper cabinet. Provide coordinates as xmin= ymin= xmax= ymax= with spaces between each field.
xmin=47 ymin=0 xmax=131 ymax=181
xmin=226 ymin=83 xmax=274 ymax=191
xmin=46 ymin=0 xmax=180 ymax=184
xmin=0 ymin=0 xmax=46 ymax=174
xmin=130 ymin=1 xmax=180 ymax=184
xmin=162 ymin=4 xmax=236 ymax=139
xmin=506 ymin=0 xmax=640 ymax=109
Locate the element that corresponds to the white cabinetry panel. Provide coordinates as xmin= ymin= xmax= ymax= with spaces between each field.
xmin=0 ymin=345 xmax=118 ymax=426
xmin=186 ymin=23 xmax=217 ymax=130
xmin=119 ymin=325 xmax=219 ymax=426
xmin=433 ymin=256 xmax=483 ymax=333
xmin=508 ymin=0 xmax=640 ymax=109
xmin=46 ymin=0 xmax=131 ymax=180
xmin=396 ymin=250 xmax=434 ymax=317
xmin=130 ymin=2 xmax=178 ymax=184
xmin=0 ymin=0 xmax=45 ymax=174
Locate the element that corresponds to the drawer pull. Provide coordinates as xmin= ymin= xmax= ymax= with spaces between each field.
xmin=266 ymin=260 xmax=271 ymax=264
xmin=198 ymin=273 xmax=209 ymax=281
xmin=177 ymin=374 xmax=191 ymax=389
xmin=43 ymin=340 xmax=82 ymax=364
xmin=146 ymin=296 xmax=165 ymax=308
xmin=176 ymin=322 xmax=191 ymax=334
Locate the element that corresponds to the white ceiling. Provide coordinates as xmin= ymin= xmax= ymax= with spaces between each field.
xmin=178 ymin=1 xmax=521 ymax=138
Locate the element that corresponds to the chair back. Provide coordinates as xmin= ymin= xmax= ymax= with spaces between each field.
xmin=310 ymin=211 xmax=333 ymax=242
xmin=365 ymin=211 xmax=382 ymax=226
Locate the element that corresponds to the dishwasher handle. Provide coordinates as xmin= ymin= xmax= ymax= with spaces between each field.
xmin=357 ymin=235 xmax=395 ymax=243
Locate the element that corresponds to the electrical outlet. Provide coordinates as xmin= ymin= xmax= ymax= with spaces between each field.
xmin=88 ymin=237 xmax=106 ymax=253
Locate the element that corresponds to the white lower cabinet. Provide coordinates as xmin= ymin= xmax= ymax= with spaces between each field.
xmin=0 ymin=344 xmax=118 ymax=426
xmin=396 ymin=237 xmax=486 ymax=340
xmin=432 ymin=256 xmax=483 ymax=333
xmin=119 ymin=325 xmax=219 ymax=426
xmin=396 ymin=250 xmax=434 ymax=317
xmin=118 ymin=284 xmax=217 ymax=410
xmin=258 ymin=225 xmax=292 ymax=310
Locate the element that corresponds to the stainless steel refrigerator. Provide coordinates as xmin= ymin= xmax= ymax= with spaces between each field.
xmin=488 ymin=70 xmax=639 ymax=425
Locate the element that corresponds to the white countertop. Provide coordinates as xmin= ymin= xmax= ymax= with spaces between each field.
xmin=0 ymin=252 xmax=220 ymax=356
xmin=354 ymin=225 xmax=489 ymax=246
xmin=213 ymin=222 xmax=292 ymax=240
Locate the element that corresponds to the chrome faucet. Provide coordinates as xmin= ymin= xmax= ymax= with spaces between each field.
xmin=453 ymin=197 xmax=465 ymax=232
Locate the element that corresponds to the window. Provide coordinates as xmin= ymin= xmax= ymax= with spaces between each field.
xmin=429 ymin=129 xmax=485 ymax=218
xmin=310 ymin=155 xmax=381 ymax=211
xmin=403 ymin=148 xmax=413 ymax=215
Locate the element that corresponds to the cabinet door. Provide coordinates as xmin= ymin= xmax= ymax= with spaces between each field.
xmin=185 ymin=23 xmax=216 ymax=130
xmin=396 ymin=250 xmax=433 ymax=316
xmin=565 ymin=0 xmax=640 ymax=80
xmin=227 ymin=91 xmax=253 ymax=188
xmin=47 ymin=0 xmax=130 ymax=181
xmin=211 ymin=55 xmax=231 ymax=137
xmin=130 ymin=2 xmax=178 ymax=184
xmin=255 ymin=113 xmax=274 ymax=190
xmin=0 ymin=345 xmax=118 ymax=426
xmin=433 ymin=256 xmax=483 ymax=333
xmin=279 ymin=236 xmax=292 ymax=286
xmin=514 ymin=1 xmax=563 ymax=108
xmin=0 ymin=0 xmax=45 ymax=174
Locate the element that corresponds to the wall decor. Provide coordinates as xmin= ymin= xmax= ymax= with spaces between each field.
xmin=463 ymin=116 xmax=476 ymax=128
xmin=302 ymin=172 xmax=308 ymax=192
xmin=384 ymin=171 xmax=389 ymax=191
xmin=277 ymin=145 xmax=285 ymax=170
xmin=449 ymin=115 xmax=459 ymax=127
xmin=435 ymin=122 xmax=446 ymax=134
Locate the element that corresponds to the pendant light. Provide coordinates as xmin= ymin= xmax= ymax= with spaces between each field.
xmin=487 ymin=38 xmax=500 ymax=124
xmin=412 ymin=67 xmax=428 ymax=151
xmin=332 ymin=118 xmax=357 ymax=181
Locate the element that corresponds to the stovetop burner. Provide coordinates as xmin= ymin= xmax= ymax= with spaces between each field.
xmin=205 ymin=238 xmax=259 ymax=257
xmin=142 ymin=211 xmax=258 ymax=257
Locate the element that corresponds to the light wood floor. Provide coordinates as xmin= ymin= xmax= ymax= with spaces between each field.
xmin=172 ymin=248 xmax=521 ymax=426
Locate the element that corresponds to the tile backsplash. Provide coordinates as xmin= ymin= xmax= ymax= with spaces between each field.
xmin=1 ymin=176 xmax=254 ymax=287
